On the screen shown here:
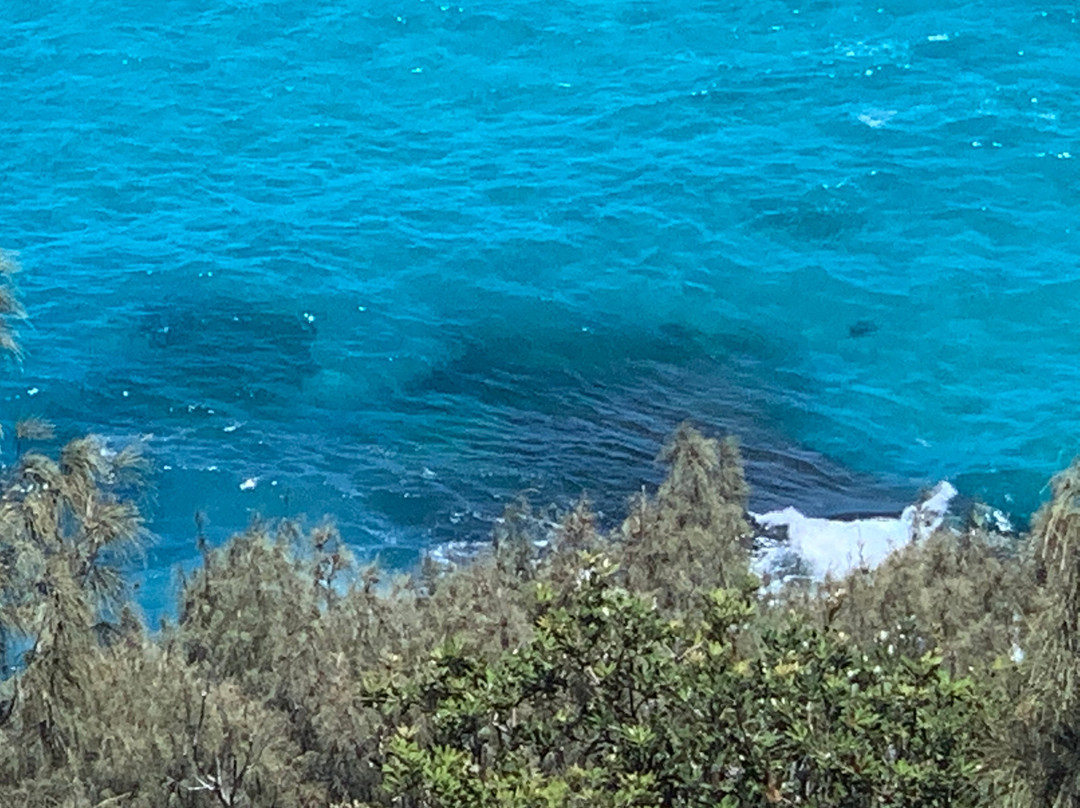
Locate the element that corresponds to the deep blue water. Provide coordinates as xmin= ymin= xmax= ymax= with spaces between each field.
xmin=2 ymin=0 xmax=1079 ymax=615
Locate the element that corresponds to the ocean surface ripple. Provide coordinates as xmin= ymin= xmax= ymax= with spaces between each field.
xmin=2 ymin=0 xmax=1078 ymax=613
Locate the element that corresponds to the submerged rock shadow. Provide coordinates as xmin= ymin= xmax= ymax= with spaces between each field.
xmin=398 ymin=315 xmax=914 ymax=530
xmin=129 ymin=296 xmax=320 ymax=404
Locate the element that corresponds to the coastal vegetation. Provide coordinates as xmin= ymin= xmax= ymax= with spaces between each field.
xmin=0 ymin=251 xmax=1075 ymax=806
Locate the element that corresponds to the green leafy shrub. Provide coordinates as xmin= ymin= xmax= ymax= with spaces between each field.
xmin=369 ymin=553 xmax=989 ymax=807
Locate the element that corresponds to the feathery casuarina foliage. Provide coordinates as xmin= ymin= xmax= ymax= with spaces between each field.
xmin=0 ymin=423 xmax=1020 ymax=806
xmin=1009 ymin=462 xmax=1080 ymax=808
xmin=0 ymin=250 xmax=25 ymax=360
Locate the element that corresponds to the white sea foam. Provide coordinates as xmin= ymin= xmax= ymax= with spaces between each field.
xmin=753 ymin=481 xmax=958 ymax=581
xmin=857 ymin=108 xmax=897 ymax=128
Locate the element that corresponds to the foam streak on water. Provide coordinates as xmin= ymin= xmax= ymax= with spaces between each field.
xmin=1 ymin=0 xmax=1078 ymax=613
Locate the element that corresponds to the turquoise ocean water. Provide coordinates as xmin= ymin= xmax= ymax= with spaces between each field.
xmin=2 ymin=0 xmax=1079 ymax=615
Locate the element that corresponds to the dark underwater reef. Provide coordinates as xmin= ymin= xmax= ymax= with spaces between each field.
xmin=16 ymin=281 xmax=918 ymax=576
